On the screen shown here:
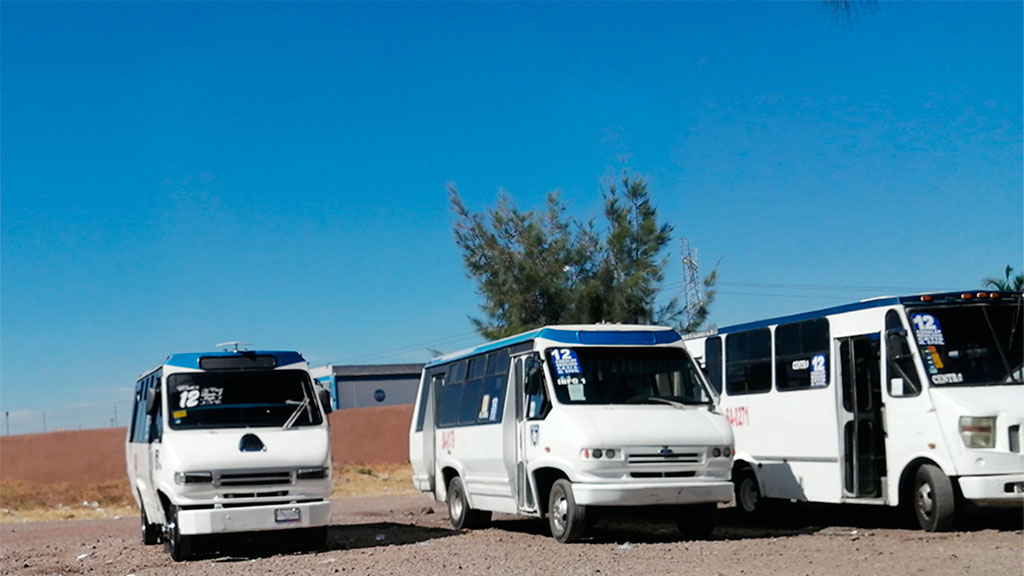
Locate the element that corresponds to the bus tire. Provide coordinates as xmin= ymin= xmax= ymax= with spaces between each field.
xmin=548 ymin=479 xmax=586 ymax=543
xmin=447 ymin=476 xmax=490 ymax=530
xmin=676 ymin=502 xmax=716 ymax=540
xmin=913 ymin=464 xmax=955 ymax=532
xmin=734 ymin=467 xmax=763 ymax=516
xmin=165 ymin=505 xmax=193 ymax=562
xmin=140 ymin=505 xmax=160 ymax=545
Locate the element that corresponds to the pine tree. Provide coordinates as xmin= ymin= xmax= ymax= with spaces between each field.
xmin=449 ymin=172 xmax=696 ymax=338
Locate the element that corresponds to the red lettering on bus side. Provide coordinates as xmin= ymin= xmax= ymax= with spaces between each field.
xmin=441 ymin=430 xmax=455 ymax=453
xmin=726 ymin=406 xmax=749 ymax=427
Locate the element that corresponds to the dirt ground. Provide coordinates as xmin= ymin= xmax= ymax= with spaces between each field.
xmin=1 ymin=494 xmax=1021 ymax=576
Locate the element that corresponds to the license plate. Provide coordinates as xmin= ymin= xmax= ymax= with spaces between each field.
xmin=275 ymin=507 xmax=301 ymax=523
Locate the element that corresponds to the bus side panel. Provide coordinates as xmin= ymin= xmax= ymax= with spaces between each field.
xmin=437 ymin=423 xmax=517 ymax=514
xmin=725 ymin=386 xmax=842 ymax=503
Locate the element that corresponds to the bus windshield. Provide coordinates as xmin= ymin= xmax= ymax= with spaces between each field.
xmin=167 ymin=370 xmax=323 ymax=429
xmin=909 ymin=302 xmax=1023 ymax=386
xmin=546 ymin=346 xmax=713 ymax=406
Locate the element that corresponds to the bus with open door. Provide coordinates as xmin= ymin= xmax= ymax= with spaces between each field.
xmin=681 ymin=291 xmax=1023 ymax=531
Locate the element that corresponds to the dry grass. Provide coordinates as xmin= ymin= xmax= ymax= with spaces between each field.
xmin=0 ymin=464 xmax=416 ymax=523
xmin=0 ymin=479 xmax=136 ymax=523
xmin=330 ymin=463 xmax=418 ymax=498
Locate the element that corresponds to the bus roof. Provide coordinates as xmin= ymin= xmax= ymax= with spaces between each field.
xmin=425 ymin=324 xmax=681 ymax=369
xmin=165 ymin=350 xmax=306 ymax=370
xmin=690 ymin=290 xmax=1022 ymax=337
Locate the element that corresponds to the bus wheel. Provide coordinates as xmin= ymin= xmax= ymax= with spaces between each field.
xmin=165 ymin=505 xmax=193 ymax=562
xmin=548 ymin=479 xmax=586 ymax=543
xmin=735 ymin=468 xmax=762 ymax=516
xmin=447 ymin=476 xmax=491 ymax=530
xmin=140 ymin=505 xmax=160 ymax=545
xmin=676 ymin=503 xmax=716 ymax=540
xmin=913 ymin=464 xmax=955 ymax=532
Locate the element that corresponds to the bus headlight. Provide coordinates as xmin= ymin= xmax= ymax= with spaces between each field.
xmin=580 ymin=448 xmax=622 ymax=460
xmin=174 ymin=471 xmax=213 ymax=485
xmin=959 ymin=416 xmax=996 ymax=448
xmin=296 ymin=466 xmax=330 ymax=480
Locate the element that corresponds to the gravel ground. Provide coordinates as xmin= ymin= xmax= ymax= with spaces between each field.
xmin=1 ymin=494 xmax=1021 ymax=576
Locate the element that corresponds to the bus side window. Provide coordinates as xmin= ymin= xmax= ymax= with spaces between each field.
xmin=885 ymin=310 xmax=921 ymax=397
xmin=148 ymin=392 xmax=163 ymax=443
xmin=726 ymin=329 xmax=772 ymax=395
xmin=436 ymin=363 xmax=465 ymax=428
xmin=705 ymin=337 xmax=723 ymax=395
xmin=525 ymin=354 xmax=549 ymax=420
xmin=132 ymin=380 xmax=151 ymax=443
xmin=130 ymin=383 xmax=142 ymax=442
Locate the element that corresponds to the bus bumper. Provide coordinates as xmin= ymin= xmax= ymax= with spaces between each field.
xmin=957 ymin=474 xmax=1024 ymax=507
xmin=571 ymin=481 xmax=733 ymax=507
xmin=177 ymin=500 xmax=332 ymax=535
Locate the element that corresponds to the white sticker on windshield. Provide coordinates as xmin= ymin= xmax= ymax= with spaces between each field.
xmin=552 ymin=349 xmax=582 ymax=375
xmin=810 ymin=354 xmax=827 ymax=387
xmin=568 ymin=383 xmax=586 ymax=401
xmin=911 ymin=314 xmax=945 ymax=346
xmin=479 ymin=395 xmax=491 ymax=419
xmin=178 ymin=387 xmax=200 ymax=409
xmin=931 ymin=373 xmax=964 ymax=385
xmin=200 ymin=387 xmax=224 ymax=406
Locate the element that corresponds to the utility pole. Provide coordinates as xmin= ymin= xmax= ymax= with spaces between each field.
xmin=4 ymin=411 xmax=8 ymax=436
xmin=681 ymin=238 xmax=703 ymax=330
xmin=113 ymin=405 xmax=118 ymax=426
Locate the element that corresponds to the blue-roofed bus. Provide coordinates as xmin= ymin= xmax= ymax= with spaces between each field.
xmin=126 ymin=345 xmax=334 ymax=561
xmin=408 ymin=325 xmax=734 ymax=543
xmin=681 ymin=291 xmax=1024 ymax=531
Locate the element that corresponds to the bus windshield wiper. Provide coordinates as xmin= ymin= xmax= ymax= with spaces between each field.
xmin=282 ymin=398 xmax=310 ymax=430
xmin=630 ymin=396 xmax=688 ymax=409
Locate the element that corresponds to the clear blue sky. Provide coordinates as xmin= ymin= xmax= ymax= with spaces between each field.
xmin=2 ymin=1 xmax=1021 ymax=434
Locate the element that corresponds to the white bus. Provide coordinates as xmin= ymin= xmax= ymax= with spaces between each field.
xmin=681 ymin=291 xmax=1024 ymax=531
xmin=408 ymin=324 xmax=734 ymax=543
xmin=126 ymin=347 xmax=334 ymax=561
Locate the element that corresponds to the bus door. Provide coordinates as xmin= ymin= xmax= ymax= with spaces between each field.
xmin=129 ymin=377 xmax=161 ymax=517
xmin=420 ymin=371 xmax=443 ymax=493
xmin=142 ymin=379 xmax=164 ymax=517
xmin=837 ymin=334 xmax=886 ymax=498
xmin=507 ymin=353 xmax=545 ymax=513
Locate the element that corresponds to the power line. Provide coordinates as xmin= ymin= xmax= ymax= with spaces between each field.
xmin=335 ymin=330 xmax=481 ymax=364
xmin=715 ymin=290 xmax=862 ymax=301
xmin=716 ymin=281 xmax=933 ymax=293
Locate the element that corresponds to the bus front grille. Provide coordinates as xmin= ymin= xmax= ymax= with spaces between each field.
xmin=217 ymin=471 xmax=293 ymax=487
xmin=222 ymin=491 xmax=290 ymax=499
xmin=628 ymin=452 xmax=702 ymax=465
xmin=630 ymin=471 xmax=697 ymax=479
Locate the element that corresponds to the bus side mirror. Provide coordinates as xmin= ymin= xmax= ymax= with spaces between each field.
xmin=145 ymin=387 xmax=159 ymax=415
xmin=886 ymin=328 xmax=910 ymax=357
xmin=525 ymin=356 xmax=542 ymax=380
xmin=318 ymin=388 xmax=333 ymax=415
